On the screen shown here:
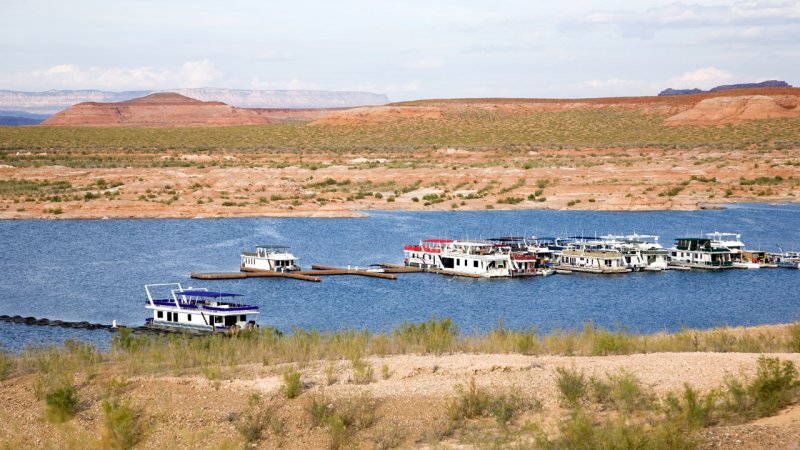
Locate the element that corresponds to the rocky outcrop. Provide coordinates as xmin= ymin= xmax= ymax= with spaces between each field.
xmin=658 ymin=80 xmax=792 ymax=96
xmin=664 ymin=95 xmax=800 ymax=126
xmin=42 ymin=93 xmax=276 ymax=127
xmin=0 ymin=88 xmax=389 ymax=115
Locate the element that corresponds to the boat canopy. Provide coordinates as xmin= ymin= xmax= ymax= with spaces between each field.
xmin=177 ymin=290 xmax=243 ymax=298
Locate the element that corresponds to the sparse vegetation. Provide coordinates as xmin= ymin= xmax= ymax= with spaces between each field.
xmin=281 ymin=366 xmax=303 ymax=399
xmin=1 ymin=321 xmax=800 ymax=448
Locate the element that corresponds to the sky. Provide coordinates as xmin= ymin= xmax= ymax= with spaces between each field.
xmin=1 ymin=0 xmax=798 ymax=101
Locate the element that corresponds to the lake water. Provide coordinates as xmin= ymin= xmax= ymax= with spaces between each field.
xmin=1 ymin=203 xmax=799 ymax=352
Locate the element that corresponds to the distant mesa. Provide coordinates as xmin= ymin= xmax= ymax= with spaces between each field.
xmin=43 ymin=93 xmax=276 ymax=127
xmin=658 ymin=80 xmax=791 ymax=96
xmin=0 ymin=88 xmax=389 ymax=116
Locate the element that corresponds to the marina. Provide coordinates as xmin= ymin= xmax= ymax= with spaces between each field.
xmin=2 ymin=205 xmax=799 ymax=351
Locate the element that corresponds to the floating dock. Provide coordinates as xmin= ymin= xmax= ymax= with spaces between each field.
xmin=191 ymin=264 xmax=400 ymax=281
xmin=191 ymin=269 xmax=321 ymax=282
xmin=309 ymin=265 xmax=397 ymax=280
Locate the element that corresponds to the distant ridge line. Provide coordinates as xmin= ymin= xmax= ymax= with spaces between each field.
xmin=658 ymin=80 xmax=792 ymax=96
xmin=0 ymin=88 xmax=390 ymax=115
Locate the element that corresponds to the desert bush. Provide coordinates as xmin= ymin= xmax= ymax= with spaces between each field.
xmin=447 ymin=377 xmax=538 ymax=425
xmin=0 ymin=351 xmax=12 ymax=380
xmin=555 ymin=366 xmax=587 ymax=407
xmin=448 ymin=377 xmax=491 ymax=421
xmin=350 ymin=354 xmax=374 ymax=385
xmin=393 ymin=317 xmax=456 ymax=354
xmin=663 ymin=384 xmax=718 ymax=430
xmin=44 ymin=385 xmax=78 ymax=423
xmin=789 ymin=322 xmax=800 ymax=353
xmin=745 ymin=356 xmax=799 ymax=418
xmin=101 ymin=398 xmax=139 ymax=450
xmin=306 ymin=393 xmax=378 ymax=449
xmin=371 ymin=420 xmax=406 ymax=450
xmin=536 ymin=408 xmax=698 ymax=450
xmin=281 ymin=366 xmax=303 ymax=399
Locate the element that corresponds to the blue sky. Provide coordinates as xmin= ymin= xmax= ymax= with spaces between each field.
xmin=1 ymin=0 xmax=798 ymax=100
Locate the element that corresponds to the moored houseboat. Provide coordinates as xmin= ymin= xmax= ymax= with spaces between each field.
xmin=403 ymin=239 xmax=452 ymax=269
xmin=144 ymin=283 xmax=259 ymax=332
xmin=707 ymin=232 xmax=759 ymax=269
xmin=668 ymin=237 xmax=733 ymax=269
xmin=601 ymin=234 xmax=669 ymax=271
xmin=438 ymin=241 xmax=513 ymax=278
xmin=241 ymin=245 xmax=301 ymax=272
xmin=555 ymin=248 xmax=631 ymax=274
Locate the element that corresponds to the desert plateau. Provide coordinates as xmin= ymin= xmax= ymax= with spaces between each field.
xmin=1 ymin=87 xmax=799 ymax=220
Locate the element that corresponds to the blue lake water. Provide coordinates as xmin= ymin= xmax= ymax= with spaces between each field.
xmin=1 ymin=203 xmax=799 ymax=352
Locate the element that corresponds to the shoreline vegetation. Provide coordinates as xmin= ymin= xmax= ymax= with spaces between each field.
xmin=2 ymin=319 xmax=800 ymax=449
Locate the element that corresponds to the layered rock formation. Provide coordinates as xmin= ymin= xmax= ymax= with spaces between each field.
xmin=664 ymin=94 xmax=800 ymax=126
xmin=0 ymin=88 xmax=389 ymax=115
xmin=42 ymin=93 xmax=275 ymax=127
xmin=658 ymin=80 xmax=791 ymax=96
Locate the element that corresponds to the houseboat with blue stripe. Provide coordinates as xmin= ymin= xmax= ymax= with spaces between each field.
xmin=144 ymin=283 xmax=259 ymax=332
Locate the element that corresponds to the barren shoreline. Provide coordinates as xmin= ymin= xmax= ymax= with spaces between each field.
xmin=2 ymin=145 xmax=798 ymax=220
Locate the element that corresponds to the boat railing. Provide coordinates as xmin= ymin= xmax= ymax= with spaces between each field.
xmin=203 ymin=304 xmax=259 ymax=312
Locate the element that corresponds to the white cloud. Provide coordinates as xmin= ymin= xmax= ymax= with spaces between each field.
xmin=1 ymin=61 xmax=223 ymax=90
xmin=666 ymin=67 xmax=734 ymax=90
xmin=569 ymin=1 xmax=800 ymax=39
xmin=584 ymin=67 xmax=740 ymax=95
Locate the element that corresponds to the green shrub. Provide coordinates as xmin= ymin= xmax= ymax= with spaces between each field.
xmin=351 ymin=355 xmax=374 ymax=385
xmin=101 ymin=399 xmax=139 ymax=450
xmin=447 ymin=377 xmax=490 ymax=421
xmin=393 ymin=317 xmax=456 ymax=355
xmin=281 ymin=366 xmax=303 ymax=399
xmin=0 ymin=351 xmax=11 ymax=380
xmin=747 ymin=356 xmax=799 ymax=417
xmin=306 ymin=393 xmax=378 ymax=449
xmin=663 ymin=384 xmax=718 ymax=429
xmin=555 ymin=366 xmax=587 ymax=406
xmin=607 ymin=370 xmax=654 ymax=413
xmin=306 ymin=394 xmax=334 ymax=428
xmin=44 ymin=385 xmax=78 ymax=423
xmin=789 ymin=322 xmax=800 ymax=352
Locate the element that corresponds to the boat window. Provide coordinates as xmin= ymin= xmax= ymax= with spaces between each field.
xmin=240 ymin=315 xmax=246 ymax=321
xmin=187 ymin=314 xmax=191 ymax=322
xmin=474 ymin=261 xmax=479 ymax=268
xmin=157 ymin=311 xmax=163 ymax=319
xmin=166 ymin=312 xmax=171 ymax=321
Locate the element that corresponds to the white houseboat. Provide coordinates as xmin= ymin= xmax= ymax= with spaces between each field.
xmin=706 ymin=232 xmax=759 ymax=269
xmin=601 ymin=234 xmax=669 ymax=271
xmin=403 ymin=239 xmax=452 ymax=269
xmin=438 ymin=241 xmax=513 ymax=278
xmin=555 ymin=248 xmax=631 ymax=274
xmin=668 ymin=237 xmax=733 ymax=270
xmin=241 ymin=245 xmax=301 ymax=272
xmin=144 ymin=283 xmax=259 ymax=332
